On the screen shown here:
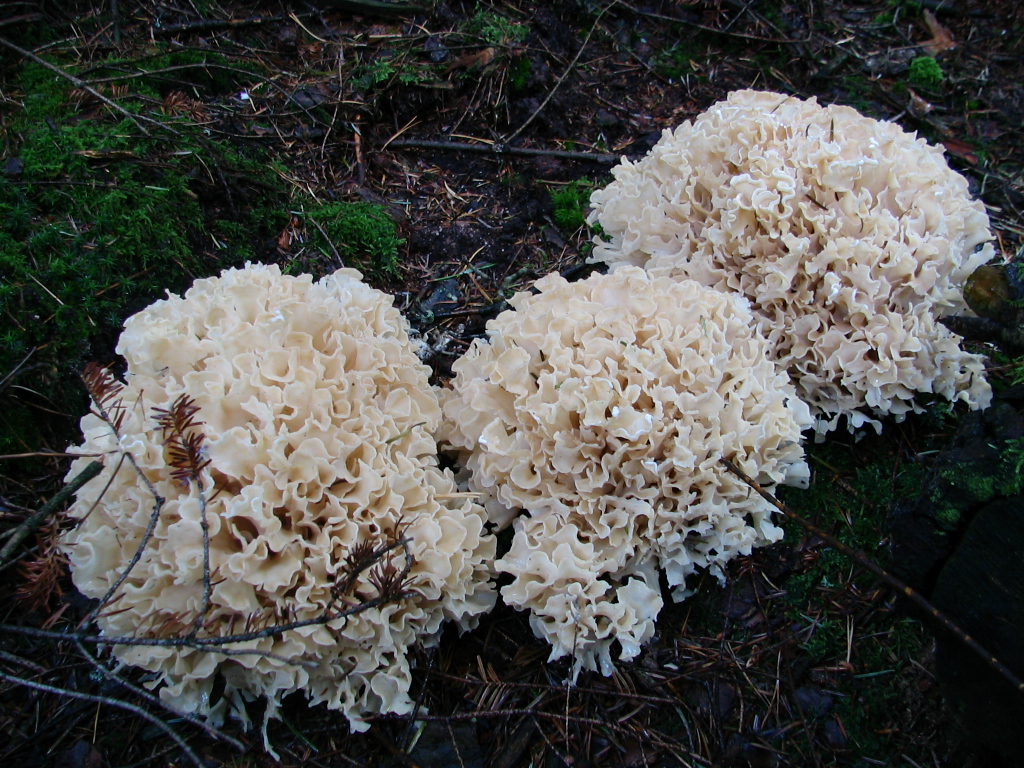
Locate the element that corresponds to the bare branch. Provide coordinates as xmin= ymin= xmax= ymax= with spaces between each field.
xmin=0 ymin=671 xmax=205 ymax=768
xmin=0 ymin=460 xmax=103 ymax=567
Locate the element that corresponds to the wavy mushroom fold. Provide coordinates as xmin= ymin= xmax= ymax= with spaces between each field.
xmin=589 ymin=90 xmax=993 ymax=434
xmin=440 ymin=267 xmax=812 ymax=675
xmin=61 ymin=263 xmax=496 ymax=732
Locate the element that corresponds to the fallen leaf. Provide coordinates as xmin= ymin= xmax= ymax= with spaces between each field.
xmin=907 ymin=87 xmax=935 ymax=116
xmin=942 ymin=138 xmax=979 ymax=165
xmin=921 ymin=9 xmax=956 ymax=55
xmin=446 ymin=47 xmax=496 ymax=72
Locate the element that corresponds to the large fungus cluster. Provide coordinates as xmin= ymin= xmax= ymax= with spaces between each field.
xmin=589 ymin=90 xmax=993 ymax=432
xmin=59 ymin=88 xmax=1001 ymax=713
xmin=61 ymin=264 xmax=496 ymax=730
xmin=439 ymin=268 xmax=812 ymax=673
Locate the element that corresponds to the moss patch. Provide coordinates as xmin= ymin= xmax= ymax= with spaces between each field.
xmin=1 ymin=57 xmax=288 ymax=452
xmin=303 ymin=202 xmax=404 ymax=278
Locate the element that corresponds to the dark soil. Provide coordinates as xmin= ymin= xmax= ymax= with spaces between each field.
xmin=2 ymin=1 xmax=1024 ymax=766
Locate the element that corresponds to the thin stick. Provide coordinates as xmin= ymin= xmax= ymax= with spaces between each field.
xmin=188 ymin=484 xmax=212 ymax=638
xmin=307 ymin=214 xmax=345 ymax=266
xmin=505 ymin=1 xmax=617 ymax=145
xmin=387 ymin=138 xmax=617 ymax=163
xmin=3 ymin=538 xmax=414 ymax=649
xmin=74 ymin=638 xmax=245 ymax=750
xmin=0 ymin=346 xmax=37 ymax=395
xmin=0 ymin=460 xmax=103 ymax=566
xmin=0 ymin=36 xmax=161 ymax=137
xmin=0 ymin=671 xmax=205 ymax=768
xmin=80 ymin=400 xmax=166 ymax=628
xmin=719 ymin=457 xmax=1024 ymax=694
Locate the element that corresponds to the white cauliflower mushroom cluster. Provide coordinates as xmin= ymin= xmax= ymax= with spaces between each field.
xmin=589 ymin=90 xmax=993 ymax=434
xmin=61 ymin=264 xmax=496 ymax=731
xmin=439 ymin=267 xmax=812 ymax=674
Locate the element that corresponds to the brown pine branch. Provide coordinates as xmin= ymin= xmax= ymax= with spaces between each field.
xmin=152 ymin=394 xmax=211 ymax=483
xmin=151 ymin=395 xmax=213 ymax=635
xmin=82 ymin=362 xmax=127 ymax=433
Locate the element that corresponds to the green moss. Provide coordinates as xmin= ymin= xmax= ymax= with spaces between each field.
xmin=509 ymin=56 xmax=532 ymax=94
xmin=874 ymin=0 xmax=923 ymax=25
xmin=86 ymin=48 xmax=258 ymax=97
xmin=352 ymin=59 xmax=398 ymax=91
xmin=909 ymin=56 xmax=944 ymax=89
xmin=1 ymin=53 xmax=289 ymax=452
xmin=653 ymin=42 xmax=699 ymax=82
xmin=928 ymin=436 xmax=1024 ymax=524
xmin=550 ymin=180 xmax=594 ymax=232
xmin=304 ymin=202 xmax=404 ymax=277
xmin=803 ymin=616 xmax=846 ymax=660
xmin=463 ymin=8 xmax=529 ymax=47
xmin=782 ymin=444 xmax=930 ymax=554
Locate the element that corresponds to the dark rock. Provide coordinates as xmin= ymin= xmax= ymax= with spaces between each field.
xmin=425 ymin=35 xmax=448 ymax=62
xmin=720 ymin=733 xmax=777 ymax=767
xmin=685 ymin=680 xmax=736 ymax=720
xmin=794 ymin=684 xmax=833 ymax=718
xmin=932 ymin=498 xmax=1024 ymax=763
xmin=594 ymin=108 xmax=619 ymax=129
xmin=4 ymin=157 xmax=23 ymax=177
xmin=417 ymin=278 xmax=462 ymax=321
xmin=888 ymin=398 xmax=1024 ymax=593
xmin=823 ymin=717 xmax=848 ymax=750
xmin=407 ymin=720 xmax=486 ymax=768
xmin=53 ymin=741 xmax=103 ymax=768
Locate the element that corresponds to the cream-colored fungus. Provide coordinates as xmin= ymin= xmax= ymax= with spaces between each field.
xmin=61 ymin=264 xmax=496 ymax=732
xmin=440 ymin=267 xmax=812 ymax=674
xmin=589 ymin=90 xmax=993 ymax=434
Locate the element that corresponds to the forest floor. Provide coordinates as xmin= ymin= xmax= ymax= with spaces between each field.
xmin=2 ymin=0 xmax=1024 ymax=766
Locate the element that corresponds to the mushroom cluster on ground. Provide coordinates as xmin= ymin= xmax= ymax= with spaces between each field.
xmin=588 ymin=90 xmax=993 ymax=434
xmin=60 ymin=88 xmax=1000 ymax=712
xmin=440 ymin=268 xmax=812 ymax=673
xmin=61 ymin=264 xmax=496 ymax=732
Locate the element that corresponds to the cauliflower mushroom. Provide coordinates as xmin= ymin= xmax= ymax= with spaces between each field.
xmin=61 ymin=263 xmax=496 ymax=732
xmin=589 ymin=90 xmax=993 ymax=434
xmin=440 ymin=267 xmax=812 ymax=675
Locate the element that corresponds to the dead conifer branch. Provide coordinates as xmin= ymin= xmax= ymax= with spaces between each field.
xmin=151 ymin=394 xmax=214 ymax=634
xmin=386 ymin=138 xmax=618 ymax=164
xmin=152 ymin=394 xmax=211 ymax=484
xmin=82 ymin=362 xmax=127 ymax=433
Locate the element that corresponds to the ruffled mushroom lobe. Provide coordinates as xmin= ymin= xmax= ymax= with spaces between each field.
xmin=440 ymin=267 xmax=812 ymax=675
xmin=589 ymin=90 xmax=993 ymax=434
xmin=61 ymin=264 xmax=497 ymax=732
